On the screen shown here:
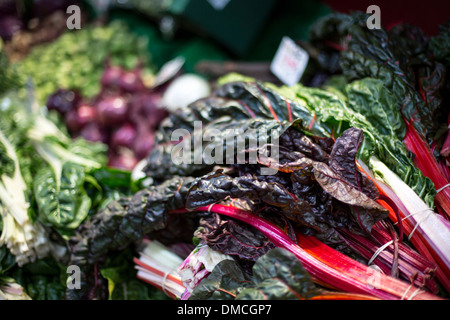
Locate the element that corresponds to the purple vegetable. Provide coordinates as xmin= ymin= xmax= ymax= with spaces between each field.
xmin=108 ymin=151 xmax=139 ymax=171
xmin=129 ymin=92 xmax=168 ymax=129
xmin=0 ymin=0 xmax=17 ymax=16
xmin=47 ymin=89 xmax=81 ymax=115
xmin=96 ymin=95 xmax=128 ymax=126
xmin=133 ymin=127 xmax=155 ymax=159
xmin=79 ymin=123 xmax=107 ymax=143
xmin=64 ymin=109 xmax=82 ymax=134
xmin=76 ymin=103 xmax=97 ymax=127
xmin=31 ymin=0 xmax=75 ymax=18
xmin=100 ymin=62 xmax=125 ymax=89
xmin=111 ymin=122 xmax=137 ymax=149
xmin=118 ymin=65 xmax=145 ymax=93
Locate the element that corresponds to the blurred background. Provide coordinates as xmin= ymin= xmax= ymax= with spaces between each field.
xmin=1 ymin=0 xmax=449 ymax=169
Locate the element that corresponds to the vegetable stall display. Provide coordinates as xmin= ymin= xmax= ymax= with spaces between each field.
xmin=0 ymin=11 xmax=449 ymax=301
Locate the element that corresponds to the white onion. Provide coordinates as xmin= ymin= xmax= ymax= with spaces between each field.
xmin=162 ymin=74 xmax=211 ymax=112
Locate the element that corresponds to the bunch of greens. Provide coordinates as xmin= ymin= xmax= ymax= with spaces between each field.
xmin=308 ymin=12 xmax=448 ymax=145
xmin=0 ymin=86 xmax=137 ymax=299
xmin=307 ymin=13 xmax=450 ymax=218
xmin=66 ymin=76 xmax=446 ymax=300
xmin=15 ymin=20 xmax=153 ymax=104
xmin=0 ymin=92 xmax=52 ymax=267
xmin=0 ymin=43 xmax=21 ymax=96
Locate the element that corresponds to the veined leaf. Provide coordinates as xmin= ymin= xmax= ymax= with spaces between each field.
xmin=33 ymin=163 xmax=91 ymax=234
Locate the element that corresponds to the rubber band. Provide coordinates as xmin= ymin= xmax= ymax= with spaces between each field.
xmin=161 ymin=270 xmax=170 ymax=297
xmin=207 ymin=203 xmax=215 ymax=213
xmin=407 ymin=287 xmax=424 ymax=300
xmin=161 ymin=266 xmax=178 ymax=298
xmin=393 ymin=208 xmax=429 ymax=225
xmin=400 ymin=282 xmax=414 ymax=300
xmin=436 ymin=183 xmax=450 ymax=194
xmin=408 ymin=209 xmax=433 ymax=241
xmin=368 ymin=240 xmax=393 ymax=265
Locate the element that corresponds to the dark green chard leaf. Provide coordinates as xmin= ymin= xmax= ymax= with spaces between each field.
xmin=236 ymin=248 xmax=319 ymax=300
xmin=277 ymin=78 xmax=437 ymax=208
xmin=309 ymin=12 xmax=448 ymax=146
xmin=99 ymin=247 xmax=168 ymax=300
xmin=186 ymin=171 xmax=319 ymax=230
xmin=189 ymin=248 xmax=319 ymax=300
xmin=430 ymin=21 xmax=450 ymax=68
xmin=194 ymin=213 xmax=276 ymax=272
xmin=328 ymin=127 xmax=379 ymax=198
xmin=66 ymin=176 xmax=197 ymax=300
xmin=189 ymin=258 xmax=250 ymax=300
xmin=13 ymin=257 xmax=67 ymax=300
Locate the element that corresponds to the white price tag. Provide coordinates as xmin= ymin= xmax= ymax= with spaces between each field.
xmin=270 ymin=36 xmax=309 ymax=86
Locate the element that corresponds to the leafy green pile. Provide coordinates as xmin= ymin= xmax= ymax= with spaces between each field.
xmin=189 ymin=247 xmax=319 ymax=300
xmin=0 ymin=88 xmax=144 ymax=299
xmin=308 ymin=12 xmax=449 ymax=151
xmin=65 ymin=72 xmax=444 ymax=299
xmin=0 ymin=44 xmax=21 ymax=96
xmin=15 ymin=21 xmax=153 ymax=104
xmin=2 ymin=12 xmax=449 ymax=301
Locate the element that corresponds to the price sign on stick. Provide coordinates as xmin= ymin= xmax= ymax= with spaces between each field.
xmin=270 ymin=36 xmax=309 ymax=86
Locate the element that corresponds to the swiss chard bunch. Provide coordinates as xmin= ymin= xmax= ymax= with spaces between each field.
xmin=0 ymin=98 xmax=51 ymax=267
xmin=0 ymin=86 xmax=110 ymax=271
xmin=308 ymin=13 xmax=450 ymax=217
xmin=186 ymin=127 xmax=388 ymax=247
xmin=66 ymin=80 xmax=442 ymax=300
xmin=23 ymin=86 xmax=108 ymax=239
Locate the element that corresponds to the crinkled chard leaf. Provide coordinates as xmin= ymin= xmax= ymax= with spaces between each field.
xmin=273 ymin=78 xmax=436 ymax=208
xmin=309 ymin=12 xmax=447 ymax=146
xmin=189 ymin=248 xmax=319 ymax=300
xmin=329 ymin=127 xmax=379 ymax=199
xmin=188 ymin=258 xmax=250 ymax=300
xmin=65 ymin=176 xmax=196 ymax=300
xmin=144 ymin=80 xmax=323 ymax=180
xmin=429 ymin=22 xmax=450 ymax=68
xmin=194 ymin=213 xmax=276 ymax=267
xmin=236 ymin=248 xmax=319 ymax=300
xmin=186 ymin=171 xmax=319 ymax=230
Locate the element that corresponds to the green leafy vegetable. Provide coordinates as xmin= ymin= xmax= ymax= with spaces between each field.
xmin=189 ymin=248 xmax=319 ymax=300
xmin=33 ymin=163 xmax=91 ymax=232
xmin=236 ymin=248 xmax=319 ymax=300
xmin=16 ymin=21 xmax=153 ymax=104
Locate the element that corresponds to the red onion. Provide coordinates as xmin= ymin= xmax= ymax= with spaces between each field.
xmin=0 ymin=15 xmax=22 ymax=41
xmin=79 ymin=123 xmax=106 ymax=142
xmin=118 ymin=65 xmax=145 ymax=93
xmin=46 ymin=89 xmax=81 ymax=115
xmin=100 ymin=64 xmax=125 ymax=89
xmin=111 ymin=122 xmax=137 ymax=149
xmin=133 ymin=128 xmax=155 ymax=159
xmin=31 ymin=0 xmax=75 ymax=18
xmin=76 ymin=103 xmax=97 ymax=127
xmin=129 ymin=92 xmax=168 ymax=129
xmin=96 ymin=95 xmax=128 ymax=126
xmin=64 ymin=109 xmax=82 ymax=134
